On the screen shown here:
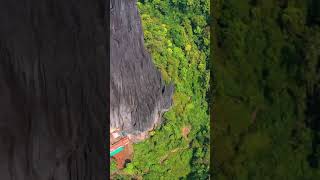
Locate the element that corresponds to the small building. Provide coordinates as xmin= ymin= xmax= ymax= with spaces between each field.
xmin=110 ymin=129 xmax=130 ymax=157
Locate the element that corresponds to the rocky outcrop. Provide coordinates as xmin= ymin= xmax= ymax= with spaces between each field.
xmin=0 ymin=0 xmax=106 ymax=179
xmin=110 ymin=0 xmax=174 ymax=137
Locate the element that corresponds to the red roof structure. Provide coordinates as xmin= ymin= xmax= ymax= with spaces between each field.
xmin=110 ymin=136 xmax=130 ymax=152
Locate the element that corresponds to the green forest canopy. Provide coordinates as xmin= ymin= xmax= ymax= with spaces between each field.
xmin=213 ymin=0 xmax=320 ymax=179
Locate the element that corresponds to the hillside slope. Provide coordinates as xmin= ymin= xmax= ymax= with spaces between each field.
xmin=111 ymin=0 xmax=210 ymax=179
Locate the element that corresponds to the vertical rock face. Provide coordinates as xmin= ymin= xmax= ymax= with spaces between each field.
xmin=110 ymin=0 xmax=174 ymax=137
xmin=0 ymin=0 xmax=106 ymax=179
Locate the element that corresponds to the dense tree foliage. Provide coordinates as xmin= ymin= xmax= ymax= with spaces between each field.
xmin=111 ymin=0 xmax=210 ymax=179
xmin=212 ymin=0 xmax=320 ymax=179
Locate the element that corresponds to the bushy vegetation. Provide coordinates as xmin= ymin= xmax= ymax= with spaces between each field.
xmin=112 ymin=0 xmax=210 ymax=179
xmin=212 ymin=0 xmax=320 ymax=179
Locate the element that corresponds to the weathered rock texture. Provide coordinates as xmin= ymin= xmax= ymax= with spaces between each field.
xmin=0 ymin=0 xmax=106 ymax=179
xmin=110 ymin=0 xmax=174 ymax=136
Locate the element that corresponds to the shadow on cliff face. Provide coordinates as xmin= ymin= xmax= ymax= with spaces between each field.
xmin=110 ymin=0 xmax=174 ymax=138
xmin=0 ymin=0 xmax=106 ymax=179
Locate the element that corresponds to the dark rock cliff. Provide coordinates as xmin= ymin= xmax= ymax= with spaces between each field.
xmin=110 ymin=0 xmax=174 ymax=137
xmin=0 ymin=0 xmax=106 ymax=179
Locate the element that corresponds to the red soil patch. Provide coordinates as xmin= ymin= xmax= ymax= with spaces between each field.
xmin=112 ymin=143 xmax=133 ymax=169
xmin=182 ymin=126 xmax=191 ymax=139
